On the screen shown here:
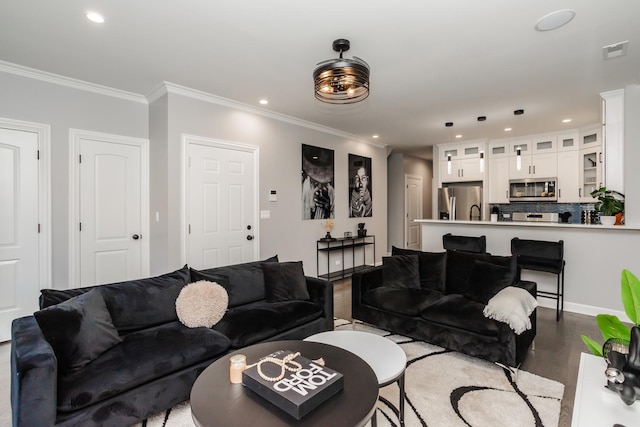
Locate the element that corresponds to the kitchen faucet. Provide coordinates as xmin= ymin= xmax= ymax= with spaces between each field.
xmin=469 ymin=204 xmax=481 ymax=221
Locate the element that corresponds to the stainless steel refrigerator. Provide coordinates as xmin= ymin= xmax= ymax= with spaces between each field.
xmin=438 ymin=183 xmax=483 ymax=221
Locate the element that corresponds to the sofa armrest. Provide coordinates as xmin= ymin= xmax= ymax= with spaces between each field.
xmin=11 ymin=316 xmax=58 ymax=427
xmin=306 ymin=276 xmax=334 ymax=321
xmin=351 ymin=265 xmax=384 ymax=307
xmin=512 ymin=280 xmax=537 ymax=299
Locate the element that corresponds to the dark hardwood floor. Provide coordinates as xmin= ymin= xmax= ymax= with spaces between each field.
xmin=333 ymin=278 xmax=602 ymax=427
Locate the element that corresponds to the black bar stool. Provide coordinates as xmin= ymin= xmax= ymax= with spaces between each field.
xmin=442 ymin=233 xmax=487 ymax=254
xmin=511 ymin=238 xmax=565 ymax=321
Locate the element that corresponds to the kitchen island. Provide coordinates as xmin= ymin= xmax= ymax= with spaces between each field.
xmin=416 ymin=219 xmax=640 ymax=318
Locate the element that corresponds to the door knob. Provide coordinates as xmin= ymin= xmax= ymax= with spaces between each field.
xmin=246 ymin=235 xmax=254 ymax=241
xmin=132 ymin=234 xmax=140 ymax=240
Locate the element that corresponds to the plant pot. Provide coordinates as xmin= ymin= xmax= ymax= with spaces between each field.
xmin=615 ymin=212 xmax=624 ymax=225
xmin=600 ymin=215 xmax=616 ymax=225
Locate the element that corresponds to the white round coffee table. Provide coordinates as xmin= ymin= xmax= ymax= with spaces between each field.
xmin=304 ymin=330 xmax=407 ymax=426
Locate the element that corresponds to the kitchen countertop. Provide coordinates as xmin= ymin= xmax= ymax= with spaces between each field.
xmin=414 ymin=219 xmax=640 ymax=231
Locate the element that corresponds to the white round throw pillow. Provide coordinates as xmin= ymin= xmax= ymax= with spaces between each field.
xmin=176 ymin=280 xmax=229 ymax=328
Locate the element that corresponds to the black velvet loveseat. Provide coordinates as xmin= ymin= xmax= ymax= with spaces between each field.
xmin=11 ymin=258 xmax=333 ymax=427
xmin=352 ymin=247 xmax=536 ymax=367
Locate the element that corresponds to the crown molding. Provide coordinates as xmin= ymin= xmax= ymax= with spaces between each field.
xmin=147 ymin=81 xmax=387 ymax=149
xmin=0 ymin=60 xmax=147 ymax=104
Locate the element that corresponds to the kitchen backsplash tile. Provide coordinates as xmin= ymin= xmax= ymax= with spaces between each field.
xmin=489 ymin=203 xmax=596 ymax=224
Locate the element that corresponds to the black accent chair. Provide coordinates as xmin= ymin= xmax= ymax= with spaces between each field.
xmin=442 ymin=233 xmax=487 ymax=254
xmin=511 ymin=238 xmax=565 ymax=321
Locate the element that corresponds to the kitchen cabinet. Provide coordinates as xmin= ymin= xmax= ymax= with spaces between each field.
xmin=579 ymin=127 xmax=601 ymax=150
xmin=438 ymin=140 xmax=486 ymax=183
xmin=488 ymin=156 xmax=510 ymax=203
xmin=531 ymin=136 xmax=558 ymax=153
xmin=557 ymin=150 xmax=580 ymax=202
xmin=509 ymin=152 xmax=557 ymax=179
xmin=579 ymin=146 xmax=603 ymax=201
xmin=440 ymin=157 xmax=483 ymax=183
xmin=557 ymin=133 xmax=579 ymax=152
xmin=488 ymin=140 xmax=509 ymax=158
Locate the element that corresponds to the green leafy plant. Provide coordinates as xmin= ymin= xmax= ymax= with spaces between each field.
xmin=581 ymin=270 xmax=640 ymax=356
xmin=590 ymin=186 xmax=624 ymax=216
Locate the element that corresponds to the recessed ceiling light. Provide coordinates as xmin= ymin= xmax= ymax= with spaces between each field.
xmin=562 ymin=118 xmax=572 ymax=123
xmin=259 ymin=99 xmax=268 ymax=105
xmin=477 ymin=116 xmax=486 ymax=122
xmin=504 ymin=128 xmax=512 ymax=132
xmin=535 ymin=9 xmax=575 ymax=32
xmin=86 ymin=12 xmax=105 ymax=23
xmin=514 ymin=109 xmax=524 ymax=115
xmin=372 ymin=135 xmax=379 ymax=139
xmin=455 ymin=134 xmax=462 ymax=139
xmin=445 ymin=122 xmax=454 ymax=127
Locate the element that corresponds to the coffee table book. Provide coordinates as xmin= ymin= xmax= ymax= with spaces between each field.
xmin=242 ymin=350 xmax=344 ymax=420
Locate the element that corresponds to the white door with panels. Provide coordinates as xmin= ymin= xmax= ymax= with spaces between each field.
xmin=405 ymin=175 xmax=423 ymax=250
xmin=0 ymin=127 xmax=40 ymax=341
xmin=72 ymin=130 xmax=149 ymax=287
xmin=186 ymin=137 xmax=258 ymax=270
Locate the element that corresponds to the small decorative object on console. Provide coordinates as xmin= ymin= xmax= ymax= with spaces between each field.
xmin=321 ymin=219 xmax=336 ymax=241
xmin=242 ymin=350 xmax=344 ymax=419
xmin=357 ymin=222 xmax=367 ymax=237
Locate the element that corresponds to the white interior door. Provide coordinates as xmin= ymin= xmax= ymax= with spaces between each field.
xmin=75 ymin=132 xmax=148 ymax=287
xmin=405 ymin=175 xmax=423 ymax=250
xmin=0 ymin=128 xmax=39 ymax=341
xmin=186 ymin=138 xmax=258 ymax=270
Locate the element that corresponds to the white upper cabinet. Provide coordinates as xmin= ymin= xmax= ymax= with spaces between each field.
xmin=532 ymin=136 xmax=557 ymax=154
xmin=438 ymin=140 xmax=486 ymax=183
xmin=507 ymin=139 xmax=557 ymax=179
xmin=557 ymin=133 xmax=579 ymax=152
xmin=579 ymin=127 xmax=601 ymax=149
xmin=488 ymin=156 xmax=510 ymax=203
xmin=557 ymin=150 xmax=580 ymax=202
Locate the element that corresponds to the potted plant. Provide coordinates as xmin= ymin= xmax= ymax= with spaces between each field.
xmin=581 ymin=269 xmax=640 ymax=357
xmin=590 ymin=186 xmax=624 ymax=225
xmin=581 ymin=270 xmax=640 ymax=405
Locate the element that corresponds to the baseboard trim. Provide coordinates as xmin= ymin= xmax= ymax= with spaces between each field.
xmin=536 ymin=299 xmax=631 ymax=322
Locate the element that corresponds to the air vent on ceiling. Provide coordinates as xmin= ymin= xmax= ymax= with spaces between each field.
xmin=603 ymin=41 xmax=628 ymax=60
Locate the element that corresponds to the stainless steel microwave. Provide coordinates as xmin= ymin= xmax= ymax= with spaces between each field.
xmin=509 ymin=178 xmax=557 ymax=202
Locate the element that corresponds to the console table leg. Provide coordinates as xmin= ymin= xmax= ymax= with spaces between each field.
xmin=371 ymin=409 xmax=377 ymax=427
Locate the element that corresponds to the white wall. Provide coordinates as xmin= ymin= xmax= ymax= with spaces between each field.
xmin=624 ymin=84 xmax=640 ymax=226
xmin=387 ymin=152 xmax=404 ymax=252
xmin=149 ymin=90 xmax=388 ymax=276
xmin=0 ymin=71 xmax=148 ymax=288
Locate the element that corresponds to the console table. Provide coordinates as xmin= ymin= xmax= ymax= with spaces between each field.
xmin=572 ymin=352 xmax=640 ymax=426
xmin=316 ymin=235 xmax=375 ymax=281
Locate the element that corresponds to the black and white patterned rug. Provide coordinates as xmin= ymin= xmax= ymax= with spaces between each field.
xmin=139 ymin=320 xmax=564 ymax=427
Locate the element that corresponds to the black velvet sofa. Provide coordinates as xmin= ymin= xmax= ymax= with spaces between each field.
xmin=352 ymin=247 xmax=536 ymax=367
xmin=11 ymin=258 xmax=333 ymax=427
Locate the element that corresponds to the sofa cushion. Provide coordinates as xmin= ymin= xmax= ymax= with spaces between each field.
xmin=212 ymin=301 xmax=323 ymax=348
xmin=34 ymin=289 xmax=122 ymax=372
xmin=39 ymin=266 xmax=191 ymax=332
xmin=382 ymin=255 xmax=420 ymax=289
xmin=464 ymin=260 xmax=516 ymax=304
xmin=420 ymin=294 xmax=501 ymax=337
xmin=362 ymin=287 xmax=444 ymax=316
xmin=391 ymin=246 xmax=446 ymax=292
xmin=56 ymin=321 xmax=230 ymax=412
xmin=176 ymin=280 xmax=229 ymax=327
xmin=190 ymin=256 xmax=279 ymax=308
xmin=262 ymin=261 xmax=310 ymax=302
xmin=445 ymin=251 xmax=490 ymax=295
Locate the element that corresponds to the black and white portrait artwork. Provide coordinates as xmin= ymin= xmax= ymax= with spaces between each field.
xmin=301 ymin=144 xmax=335 ymax=220
xmin=349 ymin=154 xmax=372 ymax=217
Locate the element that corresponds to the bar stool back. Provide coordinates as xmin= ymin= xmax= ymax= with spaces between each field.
xmin=442 ymin=233 xmax=487 ymax=253
xmin=511 ymin=237 xmax=565 ymax=321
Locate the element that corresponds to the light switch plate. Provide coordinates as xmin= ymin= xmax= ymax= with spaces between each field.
xmin=260 ymin=210 xmax=271 ymax=219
